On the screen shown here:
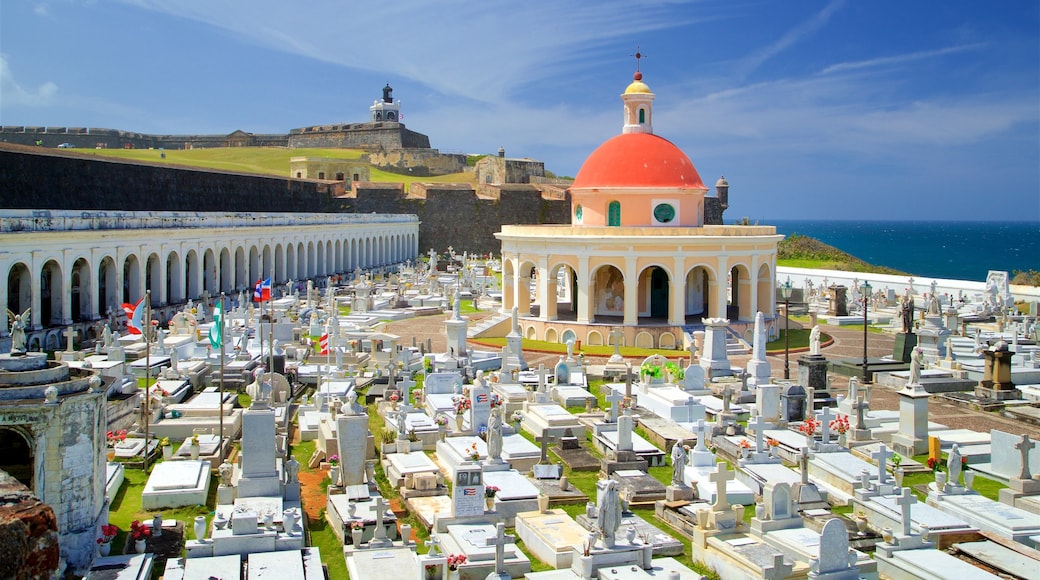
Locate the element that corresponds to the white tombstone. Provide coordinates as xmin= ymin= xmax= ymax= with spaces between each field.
xmin=746 ymin=311 xmax=772 ymax=387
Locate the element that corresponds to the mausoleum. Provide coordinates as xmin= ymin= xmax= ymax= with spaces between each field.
xmin=496 ymin=67 xmax=781 ymax=348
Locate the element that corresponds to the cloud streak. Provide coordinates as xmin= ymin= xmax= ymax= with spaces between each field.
xmin=737 ymin=0 xmax=845 ymax=76
xmin=820 ymin=43 xmax=987 ymax=75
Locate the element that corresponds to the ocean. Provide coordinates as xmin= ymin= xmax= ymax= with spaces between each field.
xmin=767 ymin=220 xmax=1040 ymax=282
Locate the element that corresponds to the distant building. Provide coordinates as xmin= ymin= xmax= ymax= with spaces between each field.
xmin=289 ymin=157 xmax=370 ymax=182
xmin=474 ymin=148 xmax=545 ymax=185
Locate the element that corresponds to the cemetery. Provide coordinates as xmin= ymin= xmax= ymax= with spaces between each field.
xmin=2 ymin=67 xmax=1039 ymax=580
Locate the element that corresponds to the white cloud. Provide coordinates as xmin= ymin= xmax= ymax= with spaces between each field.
xmin=0 ymin=55 xmax=58 ymax=107
xmin=820 ymin=43 xmax=986 ymax=75
xmin=117 ymin=0 xmax=705 ymax=103
xmin=737 ymin=0 xmax=845 ymax=76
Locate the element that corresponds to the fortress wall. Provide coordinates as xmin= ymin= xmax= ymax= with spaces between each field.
xmin=0 ymin=147 xmax=333 ymax=212
xmin=0 ymin=146 xmax=570 ymax=254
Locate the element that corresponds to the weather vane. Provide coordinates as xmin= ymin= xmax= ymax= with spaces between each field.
xmin=631 ymin=46 xmax=647 ymax=72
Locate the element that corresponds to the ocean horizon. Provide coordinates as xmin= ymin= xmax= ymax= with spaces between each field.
xmin=765 ymin=219 xmax=1039 ymax=283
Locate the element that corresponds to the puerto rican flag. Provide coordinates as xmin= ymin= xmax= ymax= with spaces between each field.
xmin=462 ymin=488 xmax=476 ymax=496
xmin=253 ymin=277 xmax=271 ymax=302
xmin=476 ymin=393 xmax=489 ymax=404
xmin=319 ymin=332 xmax=329 ymax=355
xmin=121 ymin=297 xmax=145 ymax=335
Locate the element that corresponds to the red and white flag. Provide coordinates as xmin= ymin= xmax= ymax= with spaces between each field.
xmin=253 ymin=277 xmax=271 ymax=303
xmin=319 ymin=332 xmax=329 ymax=355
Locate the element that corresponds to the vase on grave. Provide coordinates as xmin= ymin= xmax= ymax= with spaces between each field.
xmin=538 ymin=493 xmax=550 ymax=514
xmin=214 ymin=513 xmax=227 ymax=530
xmin=163 ymin=445 xmax=173 ymax=460
xmin=964 ymin=471 xmax=975 ymax=491
xmin=855 ymin=516 xmax=869 ymax=535
xmin=134 ymin=539 xmax=147 ymax=553
xmin=455 ymin=414 xmax=464 ymax=432
xmin=625 ymin=525 xmax=636 ymax=544
xmin=486 ymin=497 xmax=495 ymax=511
xmin=262 ymin=513 xmax=274 ymax=529
xmin=894 ymin=467 xmax=904 ymax=487
xmin=190 ymin=444 xmax=200 ymax=460
xmin=447 ymin=570 xmax=460 ymax=580
xmin=194 ymin=516 xmax=207 ymax=542
xmin=438 ymin=425 xmax=446 ymax=442
xmin=577 ymin=555 xmax=594 ymax=579
xmin=330 ymin=466 xmax=341 ymax=486
xmin=283 ymin=509 xmax=297 ymax=536
xmin=107 ymin=448 xmax=116 ymax=462
xmin=351 ymin=527 xmax=364 ymax=546
xmin=98 ymin=542 xmax=111 ymax=557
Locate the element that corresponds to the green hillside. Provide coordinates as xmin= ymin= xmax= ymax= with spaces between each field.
xmin=76 ymin=146 xmax=476 ymax=187
xmin=778 ymin=233 xmax=906 ymax=275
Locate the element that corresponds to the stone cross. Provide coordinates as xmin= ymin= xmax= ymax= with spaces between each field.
xmin=871 ymin=444 xmax=893 ymax=485
xmin=694 ymin=419 xmax=710 ymax=451
xmin=815 ymin=407 xmax=835 ymax=444
xmin=487 ymin=521 xmax=513 ymax=577
xmin=722 ymin=385 xmax=734 ymax=413
xmin=534 ymin=364 xmax=550 ymax=393
xmin=1016 ymin=435 xmax=1035 ymax=480
xmin=609 ymin=327 xmax=624 ymax=355
xmin=624 ymin=364 xmax=636 ymax=399
xmin=397 ymin=378 xmax=416 ymax=403
xmin=63 ymin=326 xmax=76 ymax=352
xmin=536 ymin=435 xmax=552 ymax=464
xmin=852 ymin=397 xmax=869 ymax=431
xmin=372 ymin=496 xmax=389 ymax=540
xmin=747 ymin=414 xmax=766 ymax=453
xmin=798 ymin=447 xmax=811 ymax=484
xmin=684 ymin=397 xmax=700 ymax=424
xmin=762 ymin=554 xmax=793 ymax=580
xmin=895 ymin=487 xmax=917 ymax=537
xmin=709 ymin=462 xmax=734 ymax=511
xmin=425 ymin=535 xmax=441 ymax=556
xmin=605 ymin=390 xmax=625 ymax=423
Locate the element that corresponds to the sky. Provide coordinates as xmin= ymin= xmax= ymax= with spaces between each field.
xmin=2 ymin=1 xmax=1038 ymax=222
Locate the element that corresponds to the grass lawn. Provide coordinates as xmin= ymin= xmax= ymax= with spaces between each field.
xmin=289 ymin=440 xmax=348 ymax=579
xmin=82 ymin=146 xmax=477 ymax=189
xmin=471 ymin=338 xmax=687 ymax=359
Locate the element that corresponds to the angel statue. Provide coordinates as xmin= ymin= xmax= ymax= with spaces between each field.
xmin=7 ymin=308 xmax=30 ymax=355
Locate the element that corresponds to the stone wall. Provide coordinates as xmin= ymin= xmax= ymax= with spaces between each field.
xmin=0 ymin=146 xmax=338 ymax=212
xmin=0 ymin=470 xmax=60 ymax=580
xmin=0 ymin=145 xmax=571 ymax=255
xmin=474 ymin=156 xmax=545 ymax=185
xmin=287 ymin=122 xmax=430 ymax=150
xmin=367 ymin=149 xmax=467 ymax=176
xmin=0 ymin=126 xmax=288 ymax=150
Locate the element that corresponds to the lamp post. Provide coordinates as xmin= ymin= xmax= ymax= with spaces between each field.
xmin=861 ymin=281 xmax=872 ymax=383
xmin=781 ymin=278 xmax=793 ymax=379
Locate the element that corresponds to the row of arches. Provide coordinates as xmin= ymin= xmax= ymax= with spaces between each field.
xmin=502 ymin=257 xmax=774 ymax=326
xmin=4 ymin=227 xmax=417 ymax=330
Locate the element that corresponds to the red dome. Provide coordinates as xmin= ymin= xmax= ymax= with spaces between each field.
xmin=572 ymin=132 xmax=706 ymax=191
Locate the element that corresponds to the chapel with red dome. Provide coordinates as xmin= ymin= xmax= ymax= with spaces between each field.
xmin=493 ymin=66 xmax=779 ymax=352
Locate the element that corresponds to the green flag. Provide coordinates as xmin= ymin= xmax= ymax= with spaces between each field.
xmin=209 ymin=300 xmax=223 ymax=348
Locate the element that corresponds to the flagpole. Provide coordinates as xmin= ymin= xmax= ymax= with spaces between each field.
xmin=219 ymin=292 xmax=225 ymax=453
xmin=268 ymin=280 xmax=274 ymax=384
xmin=143 ymin=290 xmax=151 ymax=472
xmin=256 ymin=280 xmax=264 ymax=379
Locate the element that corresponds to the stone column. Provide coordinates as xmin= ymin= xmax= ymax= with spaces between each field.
xmin=501 ymin=262 xmax=514 ymax=311
xmin=576 ymin=256 xmax=591 ymax=324
xmin=517 ymin=274 xmax=532 ymax=317
xmin=713 ymin=257 xmax=728 ymax=319
xmin=61 ymin=265 xmax=73 ymax=325
xmin=623 ymin=259 xmax=638 ymax=326
xmin=669 ymin=257 xmax=685 ymax=326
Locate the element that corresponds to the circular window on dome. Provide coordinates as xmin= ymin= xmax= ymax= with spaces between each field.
xmin=575 ymin=205 xmax=583 ymax=223
xmin=653 ymin=203 xmax=675 ymax=223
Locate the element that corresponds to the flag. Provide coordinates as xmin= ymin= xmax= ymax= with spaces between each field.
xmin=209 ymin=300 xmax=223 ymax=349
xmin=253 ymin=277 xmax=271 ymax=302
xmin=462 ymin=488 xmax=476 ymax=496
xmin=121 ymin=297 xmax=145 ymax=335
xmin=319 ymin=332 xmax=329 ymax=355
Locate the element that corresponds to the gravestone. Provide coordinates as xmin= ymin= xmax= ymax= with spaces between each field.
xmin=828 ymin=286 xmax=849 ymax=317
xmin=469 ymin=376 xmax=492 ymax=433
xmin=238 ymin=401 xmax=280 ymax=497
xmin=782 ymin=384 xmax=807 ymax=423
xmin=452 ymin=464 xmax=485 ymax=517
xmin=336 ymin=413 xmax=369 ymax=489
xmin=746 ymin=311 xmax=772 ymax=387
xmin=812 ymin=518 xmax=859 ymax=579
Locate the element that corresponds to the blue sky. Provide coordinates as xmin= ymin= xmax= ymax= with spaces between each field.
xmin=3 ymin=0 xmax=1038 ymax=222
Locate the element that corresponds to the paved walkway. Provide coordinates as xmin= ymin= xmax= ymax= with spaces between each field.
xmin=380 ymin=311 xmax=1040 ymax=440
